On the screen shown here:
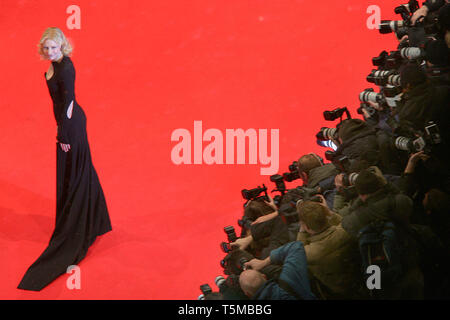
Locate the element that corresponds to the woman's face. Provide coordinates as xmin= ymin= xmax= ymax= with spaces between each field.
xmin=42 ymin=39 xmax=62 ymax=61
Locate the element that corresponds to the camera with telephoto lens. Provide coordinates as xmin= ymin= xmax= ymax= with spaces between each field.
xmin=378 ymin=1 xmax=419 ymax=39
xmin=394 ymin=122 xmax=441 ymax=154
xmin=316 ymin=127 xmax=338 ymax=142
xmin=367 ymin=69 xmax=402 ymax=87
xmin=399 ymin=47 xmax=425 ymax=60
xmin=379 ymin=19 xmax=407 ymax=35
xmin=359 ymin=88 xmax=386 ymax=105
xmin=282 ymin=161 xmax=301 ymax=182
xmin=323 ymin=107 xmax=351 ymax=122
xmin=342 ymin=172 xmax=359 ymax=187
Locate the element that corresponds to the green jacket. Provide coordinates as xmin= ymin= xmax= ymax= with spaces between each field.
xmin=298 ymin=225 xmax=369 ymax=299
xmin=341 ymin=186 xmax=413 ymax=238
xmin=306 ymin=164 xmax=339 ymax=188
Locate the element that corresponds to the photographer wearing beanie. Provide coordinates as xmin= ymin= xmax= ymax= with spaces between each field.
xmin=341 ymin=167 xmax=413 ymax=238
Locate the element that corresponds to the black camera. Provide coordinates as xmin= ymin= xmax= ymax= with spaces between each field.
xmin=325 ymin=152 xmax=352 ymax=174
xmin=220 ymin=226 xmax=238 ymax=253
xmin=241 ymin=184 xmax=268 ymax=203
xmin=270 ymin=174 xmax=287 ymax=194
xmin=357 ymin=103 xmax=378 ymax=120
xmin=199 ymin=284 xmax=213 ymax=298
xmin=237 ymin=216 xmax=253 ymax=232
xmin=224 ymin=226 xmax=238 ymax=243
xmin=372 ymin=50 xmax=389 ymax=68
xmin=221 ymin=250 xmax=252 ymax=275
xmin=278 ymin=202 xmax=300 ymax=225
xmin=282 ymin=161 xmax=301 ymax=182
xmin=220 ymin=242 xmax=233 ymax=254
xmin=323 ymin=107 xmax=351 ymax=122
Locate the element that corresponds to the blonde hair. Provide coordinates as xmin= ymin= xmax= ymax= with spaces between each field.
xmin=38 ymin=27 xmax=73 ymax=59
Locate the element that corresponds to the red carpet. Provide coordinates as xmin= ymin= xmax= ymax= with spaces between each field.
xmin=0 ymin=0 xmax=397 ymax=299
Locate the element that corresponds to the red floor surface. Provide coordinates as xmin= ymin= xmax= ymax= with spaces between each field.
xmin=0 ymin=0 xmax=398 ymax=299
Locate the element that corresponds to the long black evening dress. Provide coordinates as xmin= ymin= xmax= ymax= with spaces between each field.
xmin=18 ymin=56 xmax=112 ymax=291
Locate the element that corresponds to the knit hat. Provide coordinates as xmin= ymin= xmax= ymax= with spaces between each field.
xmin=354 ymin=166 xmax=386 ymax=195
xmin=337 ymin=119 xmax=369 ymax=142
xmin=400 ymin=63 xmax=427 ymax=88
xmin=425 ymin=39 xmax=450 ymax=66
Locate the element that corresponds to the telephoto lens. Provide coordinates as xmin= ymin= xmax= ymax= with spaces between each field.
xmin=379 ymin=20 xmax=405 ymax=34
xmin=385 ymin=74 xmax=402 ymax=87
xmin=359 ymin=88 xmax=384 ymax=104
xmin=316 ymin=127 xmax=337 ymax=141
xmin=394 ymin=136 xmax=426 ymax=153
xmin=394 ymin=136 xmax=412 ymax=151
xmin=367 ymin=69 xmax=392 ymax=86
xmin=215 ymin=275 xmax=227 ymax=290
xmin=400 ymin=47 xmax=425 ymax=60
xmin=343 ymin=172 xmax=359 ymax=187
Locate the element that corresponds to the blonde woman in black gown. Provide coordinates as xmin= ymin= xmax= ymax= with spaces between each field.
xmin=18 ymin=27 xmax=112 ymax=291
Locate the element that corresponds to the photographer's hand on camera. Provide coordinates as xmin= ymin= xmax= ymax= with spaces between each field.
xmin=231 ymin=236 xmax=253 ymax=251
xmin=411 ymin=5 xmax=429 ymax=25
xmin=244 ymin=257 xmax=271 ymax=272
xmin=405 ymin=150 xmax=431 ymax=174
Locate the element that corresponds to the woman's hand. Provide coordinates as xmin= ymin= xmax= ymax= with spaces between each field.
xmin=263 ymin=195 xmax=277 ymax=211
xmin=60 ymin=143 xmax=71 ymax=152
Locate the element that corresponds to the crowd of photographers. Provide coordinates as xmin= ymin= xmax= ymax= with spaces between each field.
xmin=199 ymin=0 xmax=450 ymax=300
